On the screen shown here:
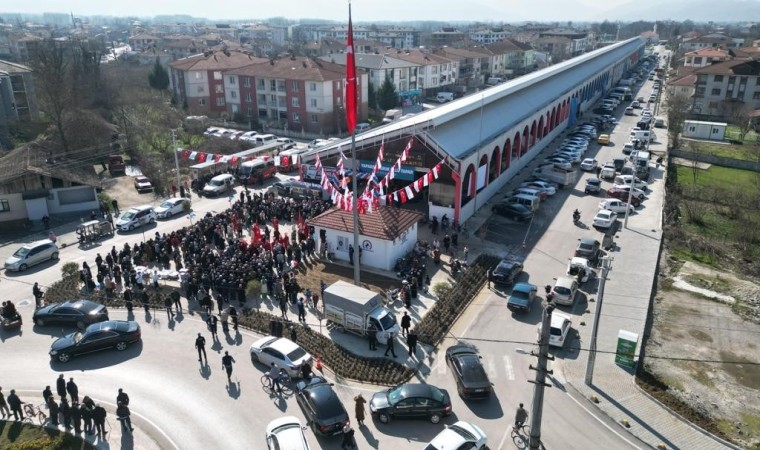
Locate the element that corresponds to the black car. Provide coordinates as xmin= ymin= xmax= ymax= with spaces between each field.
xmin=370 ymin=384 xmax=451 ymax=424
xmin=492 ymin=203 xmax=533 ymax=221
xmin=575 ymin=237 xmax=601 ymax=262
xmin=295 ymin=376 xmax=349 ymax=436
xmin=445 ymin=345 xmax=493 ymax=399
xmin=491 ymin=259 xmax=524 ymax=285
xmin=593 ymin=107 xmax=614 ymax=115
xmin=49 ymin=320 xmax=140 ymax=363
xmin=33 ymin=300 xmax=108 ymax=329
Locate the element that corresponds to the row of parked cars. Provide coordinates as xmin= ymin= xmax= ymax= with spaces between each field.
xmin=203 ymin=127 xmax=297 ymax=149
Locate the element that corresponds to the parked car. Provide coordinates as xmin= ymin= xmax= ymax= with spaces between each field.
xmin=616 ymin=175 xmax=648 ymax=190
xmin=295 ymin=376 xmax=349 ymax=436
xmin=155 ymin=197 xmax=191 ymax=219
xmin=593 ymin=210 xmax=618 ymax=229
xmin=276 ymin=137 xmax=296 ymax=150
xmin=445 ymin=345 xmax=493 ymax=399
xmin=250 ymin=336 xmax=313 ymax=377
xmin=49 ymin=320 xmax=141 ymax=363
xmin=239 ymin=131 xmax=259 ymax=142
xmin=4 ymin=239 xmax=59 ymax=272
xmin=426 ymin=421 xmax=488 ymax=450
xmin=599 ymin=198 xmax=636 ymax=214
xmin=597 ymin=134 xmax=610 ymax=145
xmin=491 ymin=259 xmax=524 ymax=286
xmin=265 ymin=417 xmax=311 ymax=450
xmin=607 ymin=187 xmax=642 ymax=206
xmin=115 ymin=205 xmax=157 ymax=231
xmin=508 ymin=282 xmax=538 ymax=313
xmin=33 ymin=300 xmax=109 ymax=329
xmin=521 ymin=181 xmax=556 ymax=196
xmin=567 ymin=257 xmax=593 ymax=283
xmin=133 ymin=176 xmax=153 ymax=192
xmin=546 ymin=158 xmax=572 ymax=170
xmin=538 ymin=313 xmax=573 ymax=348
xmin=610 ymin=185 xmax=647 ymax=201
xmin=624 ymin=107 xmax=635 ymax=116
xmin=491 ymin=203 xmax=533 ymax=221
xmin=370 ymin=384 xmax=452 ymax=424
xmin=575 ymin=237 xmax=600 ymax=262
xmin=551 ymin=277 xmax=578 ymax=306
xmin=580 ymin=158 xmax=598 ymax=171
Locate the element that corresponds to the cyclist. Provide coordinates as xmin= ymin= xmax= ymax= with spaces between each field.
xmin=514 ymin=403 xmax=528 ymax=430
xmin=268 ymin=363 xmax=283 ymax=394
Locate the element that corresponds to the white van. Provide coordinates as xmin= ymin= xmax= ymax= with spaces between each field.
xmin=630 ymin=130 xmax=652 ymax=142
xmin=203 ymin=173 xmax=235 ymax=196
xmin=253 ymin=134 xmax=276 ymax=147
xmin=436 ymin=92 xmax=454 ymax=103
xmin=355 ymin=123 xmax=370 ymax=133
xmin=116 ymin=205 xmax=157 ymax=231
xmin=504 ymin=193 xmax=540 ymax=211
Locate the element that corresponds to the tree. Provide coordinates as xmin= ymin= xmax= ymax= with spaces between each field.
xmin=376 ymin=77 xmax=398 ymax=111
xmin=367 ymin=81 xmax=377 ymax=111
xmin=28 ymin=39 xmax=73 ymax=154
xmin=665 ymin=92 xmax=692 ymax=149
xmin=728 ymin=103 xmax=753 ymax=141
xmin=148 ymin=58 xmax=170 ymax=91
xmin=686 ymin=140 xmax=704 ymax=184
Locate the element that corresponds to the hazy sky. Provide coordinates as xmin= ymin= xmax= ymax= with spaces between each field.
xmin=5 ymin=0 xmax=629 ymax=22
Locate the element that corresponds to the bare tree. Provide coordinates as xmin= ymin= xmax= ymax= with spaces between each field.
xmin=665 ymin=92 xmax=692 ymax=150
xmin=729 ymin=104 xmax=753 ymax=141
xmin=686 ymin=140 xmax=704 ymax=184
xmin=28 ymin=40 xmax=73 ymax=154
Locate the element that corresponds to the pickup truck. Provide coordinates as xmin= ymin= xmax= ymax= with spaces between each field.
xmin=324 ymin=281 xmax=399 ymax=345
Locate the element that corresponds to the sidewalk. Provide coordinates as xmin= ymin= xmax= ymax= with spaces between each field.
xmin=3 ymin=393 xmax=163 ymax=450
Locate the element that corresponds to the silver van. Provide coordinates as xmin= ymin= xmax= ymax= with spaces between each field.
xmin=4 ymin=239 xmax=59 ymax=272
xmin=116 ymin=205 xmax=157 ymax=231
xmin=253 ymin=134 xmax=276 ymax=147
xmin=505 ymin=193 xmax=540 ymax=211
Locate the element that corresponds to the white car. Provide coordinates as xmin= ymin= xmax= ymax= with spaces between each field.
xmin=546 ymin=158 xmax=572 ymax=170
xmin=580 ymin=158 xmax=598 ymax=171
xmin=611 ymin=185 xmax=647 ymax=201
xmin=555 ymin=151 xmax=581 ymax=163
xmin=616 ymin=175 xmax=648 ymax=190
xmin=155 ymin=197 xmax=191 ymax=219
xmin=599 ymin=199 xmax=635 ymax=215
xmin=427 ymin=421 xmax=488 ymax=450
xmin=239 ymin=131 xmax=259 ymax=142
xmin=250 ymin=336 xmax=313 ymax=377
xmin=567 ymin=257 xmax=593 ymax=283
xmin=538 ymin=313 xmax=573 ymax=348
xmin=203 ymin=127 xmax=220 ymax=136
xmin=266 ymin=416 xmax=310 ymax=450
xmin=593 ymin=210 xmax=618 ymax=229
xmin=521 ymin=181 xmax=556 ymax=196
xmin=276 ymin=137 xmax=296 ymax=150
xmin=551 ymin=277 xmax=578 ymax=306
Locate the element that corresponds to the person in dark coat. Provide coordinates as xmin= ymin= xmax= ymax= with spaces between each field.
xmin=56 ymin=374 xmax=66 ymax=399
xmin=384 ymin=332 xmax=397 ymax=358
xmin=400 ymin=312 xmax=411 ymax=337
xmin=407 ymin=332 xmax=419 ymax=357
xmin=117 ymin=401 xmax=134 ymax=432
xmin=6 ymin=390 xmax=23 ymax=420
xmin=207 ymin=315 xmax=218 ymax=340
xmin=59 ymin=397 xmax=72 ymax=429
xmin=195 ymin=333 xmax=207 ymax=364
xmin=81 ymin=402 xmax=94 ymax=435
xmin=66 ymin=377 xmax=79 ymax=403
xmin=116 ymin=388 xmax=130 ymax=406
xmin=71 ymin=401 xmax=82 ymax=434
xmin=367 ymin=323 xmax=377 ymax=351
xmin=341 ymin=424 xmax=356 ymax=449
xmin=42 ymin=385 xmax=53 ymax=404
xmin=354 ymin=394 xmax=367 ymax=426
xmin=47 ymin=396 xmax=59 ymax=425
xmin=93 ymin=403 xmax=107 ymax=436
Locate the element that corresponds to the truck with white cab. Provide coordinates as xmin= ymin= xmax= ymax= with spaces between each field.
xmin=324 ymin=281 xmax=399 ymax=345
xmin=533 ymin=164 xmax=578 ymax=187
xmin=382 ymin=109 xmax=402 ymax=123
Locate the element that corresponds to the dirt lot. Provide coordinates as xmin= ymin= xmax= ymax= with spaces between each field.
xmin=642 ymin=253 xmax=760 ymax=449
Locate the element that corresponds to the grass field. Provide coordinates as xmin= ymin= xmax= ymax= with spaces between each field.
xmin=675 ymin=164 xmax=759 ymax=190
xmin=0 ymin=420 xmax=94 ymax=450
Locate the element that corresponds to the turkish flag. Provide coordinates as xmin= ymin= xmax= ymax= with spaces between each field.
xmin=197 ymin=153 xmax=207 ymax=163
xmin=230 ymin=156 xmax=239 ymax=166
xmin=345 ymin=5 xmax=357 ymax=133
xmin=181 ymin=150 xmax=191 ymax=160
xmin=213 ymin=154 xmax=223 ymax=162
xmin=281 ymin=155 xmax=289 ymax=167
xmin=399 ymin=189 xmax=408 ymax=204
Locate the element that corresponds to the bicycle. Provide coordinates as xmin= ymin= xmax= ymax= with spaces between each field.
xmin=260 ymin=371 xmax=292 ymax=395
xmin=511 ymin=422 xmax=529 ymax=438
xmin=23 ymin=403 xmax=48 ymax=425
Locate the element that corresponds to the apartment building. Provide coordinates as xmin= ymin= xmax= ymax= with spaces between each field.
xmin=391 ymin=49 xmax=459 ymax=92
xmin=469 ymin=28 xmax=511 ymax=44
xmin=692 ymin=59 xmax=760 ymax=119
xmin=0 ymin=59 xmax=39 ymax=123
xmin=322 ymin=51 xmax=418 ymax=94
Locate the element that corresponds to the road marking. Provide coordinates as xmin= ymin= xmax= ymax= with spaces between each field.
xmin=486 ymin=356 xmax=498 ymax=380
xmin=504 ymin=355 xmax=515 ymax=381
xmin=496 ymin=426 xmax=513 ymax=450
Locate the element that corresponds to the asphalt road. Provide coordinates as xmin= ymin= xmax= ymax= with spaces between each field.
xmin=0 ymin=87 xmax=663 ymax=448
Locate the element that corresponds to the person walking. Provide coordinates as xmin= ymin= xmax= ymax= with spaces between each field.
xmin=7 ymin=389 xmax=24 ymax=421
xmin=367 ymin=323 xmax=377 ymax=351
xmin=116 ymin=388 xmax=130 ymax=406
xmin=207 ymin=314 xmax=219 ymax=339
xmin=111 ymin=198 xmax=119 ymax=215
xmin=384 ymin=332 xmax=397 ymax=358
xmin=124 ymin=287 xmax=133 ymax=313
xmin=229 ymin=306 xmax=239 ymax=331
xmin=117 ymin=401 xmax=134 ymax=432
xmin=164 ymin=294 xmax=174 ymax=320
xmin=170 ymin=290 xmax=182 ymax=313
xmin=220 ymin=307 xmax=230 ymax=334
xmin=33 ymin=282 xmax=44 ymax=308
xmin=47 ymin=396 xmax=59 ymax=425
xmin=71 ymin=401 xmax=82 ymax=434
xmin=279 ymin=295 xmax=289 ymax=320
xmin=407 ymin=331 xmax=418 ymax=358
xmin=296 ymin=297 xmax=306 ymax=322
xmin=0 ymin=387 xmax=10 ymax=419
xmin=486 ymin=268 xmax=493 ymax=289
xmin=195 ymin=333 xmax=207 ymax=364
xmin=400 ymin=311 xmax=411 ymax=337
xmin=341 ymin=423 xmax=356 ymax=449
xmin=222 ymin=351 xmax=236 ymax=383
xmin=93 ymin=403 xmax=107 ymax=437
xmin=56 ymin=374 xmax=67 ymax=400
xmin=354 ymin=394 xmax=367 ymax=426
xmin=81 ymin=402 xmax=94 ymax=435
xmin=66 ymin=377 xmax=79 ymax=403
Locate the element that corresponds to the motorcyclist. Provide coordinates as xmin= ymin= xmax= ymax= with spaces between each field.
xmin=1 ymin=301 xmax=18 ymax=319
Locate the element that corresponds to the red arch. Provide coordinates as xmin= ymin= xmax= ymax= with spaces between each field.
xmin=537 ymin=116 xmax=545 ymax=140
xmin=529 ymin=121 xmax=537 ymax=148
xmin=545 ymin=112 xmax=551 ymax=135
xmin=502 ymin=139 xmax=511 ymax=172
xmin=461 ymin=164 xmax=476 ymax=204
xmin=513 ymin=133 xmax=521 ymax=159
xmin=550 ymin=107 xmax=557 ymax=130
xmin=490 ymin=146 xmax=501 ymax=182
xmin=521 ymin=126 xmax=529 ymax=155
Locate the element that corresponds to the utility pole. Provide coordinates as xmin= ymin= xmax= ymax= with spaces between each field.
xmin=585 ymin=256 xmax=612 ymax=385
xmin=350 ymin=132 xmax=360 ymax=285
xmin=171 ymin=129 xmax=182 ymax=195
xmin=527 ymin=303 xmax=555 ymax=450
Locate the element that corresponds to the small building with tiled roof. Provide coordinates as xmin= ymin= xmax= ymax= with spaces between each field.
xmin=691 ymin=59 xmax=760 ymax=120
xmin=308 ymin=206 xmax=422 ymax=271
xmin=683 ymin=47 xmax=730 ymax=68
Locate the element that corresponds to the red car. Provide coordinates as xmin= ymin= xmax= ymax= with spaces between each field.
xmin=606 ymin=187 xmax=641 ymax=207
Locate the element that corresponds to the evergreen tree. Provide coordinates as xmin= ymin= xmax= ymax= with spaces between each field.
xmin=148 ymin=57 xmax=170 ymax=91
xmin=377 ymin=77 xmax=398 ymax=111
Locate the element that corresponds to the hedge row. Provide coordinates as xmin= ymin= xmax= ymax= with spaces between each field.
xmin=415 ymin=254 xmax=500 ymax=346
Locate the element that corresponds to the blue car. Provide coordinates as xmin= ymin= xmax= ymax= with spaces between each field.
xmin=507 ymin=283 xmax=537 ymax=313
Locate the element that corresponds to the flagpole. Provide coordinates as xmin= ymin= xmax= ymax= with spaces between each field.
xmin=351 ymin=132 xmax=360 ymax=285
